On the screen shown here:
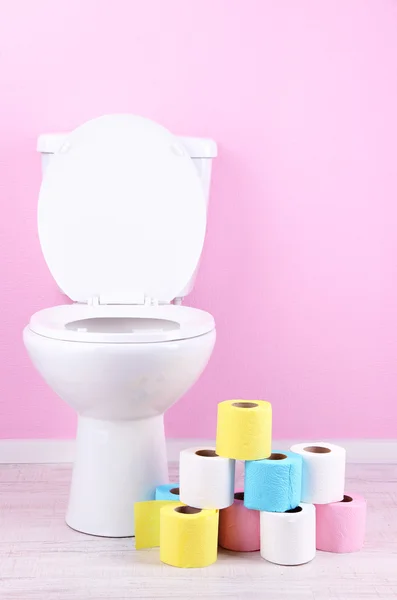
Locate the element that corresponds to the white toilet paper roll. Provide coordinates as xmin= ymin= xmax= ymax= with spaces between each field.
xmin=290 ymin=442 xmax=346 ymax=504
xmin=179 ymin=447 xmax=235 ymax=509
xmin=260 ymin=503 xmax=316 ymax=566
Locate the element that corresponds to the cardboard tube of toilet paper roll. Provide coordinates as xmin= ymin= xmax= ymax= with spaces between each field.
xmin=244 ymin=451 xmax=302 ymax=512
xmin=179 ymin=447 xmax=235 ymax=509
xmin=290 ymin=442 xmax=346 ymax=504
xmin=216 ymin=400 xmax=272 ymax=460
xmin=260 ymin=503 xmax=316 ymax=565
xmin=160 ymin=505 xmax=219 ymax=568
xmin=155 ymin=483 xmax=180 ymax=501
xmin=134 ymin=500 xmax=181 ymax=549
xmin=315 ymin=493 xmax=366 ymax=553
xmin=219 ymin=490 xmax=260 ymax=552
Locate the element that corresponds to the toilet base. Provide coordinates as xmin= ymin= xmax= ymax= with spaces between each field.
xmin=66 ymin=415 xmax=169 ymax=537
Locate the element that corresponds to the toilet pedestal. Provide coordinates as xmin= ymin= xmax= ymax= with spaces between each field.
xmin=66 ymin=415 xmax=168 ymax=537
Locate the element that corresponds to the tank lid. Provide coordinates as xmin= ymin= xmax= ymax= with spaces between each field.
xmin=177 ymin=136 xmax=218 ymax=158
xmin=37 ymin=133 xmax=66 ymax=154
xmin=37 ymin=133 xmax=217 ymax=159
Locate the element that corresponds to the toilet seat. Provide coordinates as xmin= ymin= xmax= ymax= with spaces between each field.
xmin=38 ymin=114 xmax=207 ymax=306
xmin=28 ymin=304 xmax=215 ymax=344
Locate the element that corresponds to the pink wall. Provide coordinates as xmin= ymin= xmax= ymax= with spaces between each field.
xmin=1 ymin=0 xmax=397 ymax=441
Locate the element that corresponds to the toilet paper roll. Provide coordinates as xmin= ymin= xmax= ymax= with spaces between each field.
xmin=134 ymin=500 xmax=181 ymax=549
xmin=179 ymin=447 xmax=235 ymax=509
xmin=244 ymin=451 xmax=302 ymax=512
xmin=216 ymin=400 xmax=272 ymax=460
xmin=315 ymin=493 xmax=366 ymax=553
xmin=219 ymin=490 xmax=260 ymax=552
xmin=155 ymin=483 xmax=180 ymax=501
xmin=260 ymin=503 xmax=316 ymax=565
xmin=160 ymin=505 xmax=219 ymax=568
xmin=290 ymin=442 xmax=346 ymax=504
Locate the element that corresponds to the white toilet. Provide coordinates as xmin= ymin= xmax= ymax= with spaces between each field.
xmin=23 ymin=114 xmax=217 ymax=537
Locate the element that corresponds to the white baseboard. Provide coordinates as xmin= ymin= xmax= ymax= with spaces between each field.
xmin=0 ymin=438 xmax=396 ymax=464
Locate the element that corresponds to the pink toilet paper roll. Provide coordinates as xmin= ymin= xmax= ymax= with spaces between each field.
xmin=315 ymin=493 xmax=366 ymax=553
xmin=219 ymin=490 xmax=260 ymax=552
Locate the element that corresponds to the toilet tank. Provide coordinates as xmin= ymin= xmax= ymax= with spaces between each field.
xmin=37 ymin=132 xmax=217 ymax=302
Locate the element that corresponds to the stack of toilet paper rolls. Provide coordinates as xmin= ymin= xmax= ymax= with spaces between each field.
xmin=216 ymin=400 xmax=366 ymax=565
xmin=135 ymin=398 xmax=366 ymax=568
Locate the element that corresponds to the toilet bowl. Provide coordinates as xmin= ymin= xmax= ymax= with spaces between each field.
xmin=23 ymin=114 xmax=217 ymax=537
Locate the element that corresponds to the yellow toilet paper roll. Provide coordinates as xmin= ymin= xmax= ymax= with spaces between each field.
xmin=134 ymin=500 xmax=181 ymax=549
xmin=216 ymin=399 xmax=272 ymax=460
xmin=160 ymin=505 xmax=219 ymax=568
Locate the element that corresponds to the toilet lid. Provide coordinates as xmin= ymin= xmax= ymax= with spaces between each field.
xmin=38 ymin=114 xmax=207 ymax=304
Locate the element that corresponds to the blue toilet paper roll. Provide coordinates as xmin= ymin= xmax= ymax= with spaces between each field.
xmin=155 ymin=483 xmax=180 ymax=501
xmin=244 ymin=451 xmax=302 ymax=512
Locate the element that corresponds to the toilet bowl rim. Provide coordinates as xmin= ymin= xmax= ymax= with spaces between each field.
xmin=26 ymin=303 xmax=215 ymax=344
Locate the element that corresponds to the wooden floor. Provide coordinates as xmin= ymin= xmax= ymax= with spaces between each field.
xmin=0 ymin=462 xmax=396 ymax=600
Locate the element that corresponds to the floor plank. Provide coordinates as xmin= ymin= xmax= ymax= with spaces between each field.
xmin=0 ymin=463 xmax=395 ymax=599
